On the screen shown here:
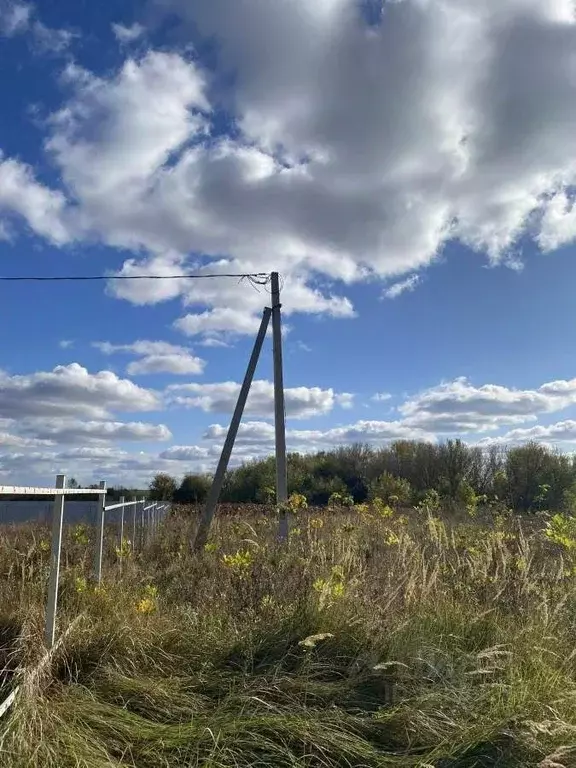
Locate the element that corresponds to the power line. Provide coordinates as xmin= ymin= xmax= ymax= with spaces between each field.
xmin=0 ymin=272 xmax=271 ymax=282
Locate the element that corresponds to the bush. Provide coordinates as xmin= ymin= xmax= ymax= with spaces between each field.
xmin=368 ymin=472 xmax=412 ymax=506
xmin=174 ymin=474 xmax=212 ymax=504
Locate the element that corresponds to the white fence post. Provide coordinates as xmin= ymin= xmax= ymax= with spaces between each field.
xmin=140 ymin=498 xmax=145 ymax=550
xmin=131 ymin=495 xmax=137 ymax=550
xmin=119 ymin=495 xmax=125 ymax=552
xmin=44 ymin=474 xmax=66 ymax=648
xmin=93 ymin=480 xmax=107 ymax=583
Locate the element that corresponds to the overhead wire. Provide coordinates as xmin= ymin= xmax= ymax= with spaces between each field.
xmin=0 ymin=272 xmax=271 ymax=282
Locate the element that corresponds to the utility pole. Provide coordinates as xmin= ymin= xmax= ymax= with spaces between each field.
xmin=271 ymin=272 xmax=289 ymax=541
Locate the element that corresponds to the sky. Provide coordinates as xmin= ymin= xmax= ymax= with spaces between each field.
xmin=2 ymin=0 xmax=576 ymax=487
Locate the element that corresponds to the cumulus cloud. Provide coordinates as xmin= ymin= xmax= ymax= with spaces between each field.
xmin=167 ymin=380 xmax=353 ymax=419
xmin=480 ymin=420 xmax=576 ymax=447
xmin=47 ymin=52 xmax=209 ymax=213
xmin=94 ymin=339 xmax=206 ymax=376
xmin=159 ymin=445 xmax=210 ymax=460
xmin=168 ymin=268 xmax=354 ymax=342
xmin=18 ymin=418 xmax=172 ymax=444
xmin=204 ymin=418 xmax=434 ymax=452
xmin=0 ymin=153 xmax=70 ymax=243
xmin=0 ymin=363 xmax=161 ymax=420
xmin=0 ymin=2 xmax=576 ymax=338
xmin=400 ymin=375 xmax=576 ymax=433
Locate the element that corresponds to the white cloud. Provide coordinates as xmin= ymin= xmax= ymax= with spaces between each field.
xmin=335 ymin=392 xmax=354 ymax=409
xmin=0 ymin=363 xmax=161 ymax=420
xmin=0 ymin=153 xmax=70 ymax=243
xmin=0 ymin=1 xmax=31 ymax=35
xmin=0 ymin=3 xmax=73 ymax=51
xmin=372 ymin=392 xmax=392 ymax=402
xmin=167 ymin=380 xmax=352 ymax=419
xmin=2 ymin=1 xmax=576 ymax=338
xmin=111 ymin=21 xmax=145 ymax=43
xmin=159 ymin=445 xmax=209 ymax=460
xmin=538 ymin=190 xmax=576 ymax=251
xmin=18 ymin=418 xmax=172 ymax=444
xmin=0 ymin=431 xmax=52 ymax=448
xmin=59 ymin=339 xmax=74 ymax=349
xmin=47 ymin=52 xmax=209 ymax=209
xmin=31 ymin=20 xmax=74 ymax=53
xmin=199 ymin=336 xmax=231 ymax=349
xmin=170 ymin=269 xmax=354 ymax=342
xmin=94 ymin=339 xmax=205 ymax=376
xmin=478 ymin=420 xmax=576 ymax=447
xmin=400 ymin=375 xmax=576 ymax=433
xmin=383 ymin=275 xmax=421 ymax=300
xmin=204 ymin=418 xmax=434 ymax=452
xmin=56 ymin=446 xmax=129 ymax=461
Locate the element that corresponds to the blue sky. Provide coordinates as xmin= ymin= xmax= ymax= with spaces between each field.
xmin=2 ymin=0 xmax=576 ymax=486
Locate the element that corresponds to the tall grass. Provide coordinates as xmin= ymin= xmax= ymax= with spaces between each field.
xmin=2 ymin=504 xmax=576 ymax=766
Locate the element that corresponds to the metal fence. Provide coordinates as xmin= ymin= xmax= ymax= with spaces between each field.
xmin=0 ymin=475 xmax=169 ymax=649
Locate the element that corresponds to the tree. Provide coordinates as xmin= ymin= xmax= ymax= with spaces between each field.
xmin=149 ymin=473 xmax=178 ymax=501
xmin=174 ymin=474 xmax=211 ymax=504
xmin=67 ymin=478 xmax=80 ymax=489
xmin=505 ymin=442 xmax=572 ymax=512
xmin=369 ymin=472 xmax=412 ymax=506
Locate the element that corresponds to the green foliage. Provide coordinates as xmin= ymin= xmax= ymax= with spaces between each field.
xmin=214 ymin=439 xmax=576 ymax=515
xmin=149 ymin=472 xmax=178 ymax=501
xmin=544 ymin=512 xmax=576 ymax=549
xmin=174 ymin=473 xmax=211 ymax=504
xmin=140 ymin=440 xmax=576 ymax=515
xmin=328 ymin=491 xmax=354 ymax=509
xmin=415 ymin=488 xmax=441 ymax=515
xmin=369 ymin=471 xmax=412 ymax=506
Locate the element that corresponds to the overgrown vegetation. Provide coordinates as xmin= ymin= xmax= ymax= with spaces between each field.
xmin=3 ymin=498 xmax=576 ymax=766
xmin=150 ymin=439 xmax=576 ymax=513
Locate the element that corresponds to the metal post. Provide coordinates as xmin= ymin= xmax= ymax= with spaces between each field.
xmin=271 ymin=272 xmax=289 ymax=542
xmin=131 ymin=495 xmax=137 ymax=550
xmin=119 ymin=495 xmax=125 ymax=551
xmin=194 ymin=306 xmax=272 ymax=550
xmin=93 ymin=480 xmax=107 ymax=583
xmin=140 ymin=499 xmax=145 ymax=550
xmin=44 ymin=474 xmax=65 ymax=648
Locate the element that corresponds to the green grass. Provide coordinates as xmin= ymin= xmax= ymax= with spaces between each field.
xmin=2 ymin=505 xmax=576 ymax=766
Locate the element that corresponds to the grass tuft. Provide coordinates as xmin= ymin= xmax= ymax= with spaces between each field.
xmin=3 ymin=505 xmax=576 ymax=766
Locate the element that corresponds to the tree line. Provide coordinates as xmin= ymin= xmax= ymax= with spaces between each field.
xmin=149 ymin=439 xmax=576 ymax=513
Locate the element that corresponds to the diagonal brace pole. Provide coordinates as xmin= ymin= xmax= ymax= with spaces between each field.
xmin=193 ymin=306 xmax=272 ymax=550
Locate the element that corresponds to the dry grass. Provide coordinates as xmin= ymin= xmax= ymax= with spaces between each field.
xmin=2 ymin=504 xmax=576 ymax=766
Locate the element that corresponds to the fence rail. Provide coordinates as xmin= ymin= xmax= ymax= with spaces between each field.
xmin=0 ymin=475 xmax=171 ymax=720
xmin=0 ymin=485 xmax=108 ymax=496
xmin=103 ymin=499 xmax=139 ymax=512
xmin=0 ymin=475 xmax=170 ymax=651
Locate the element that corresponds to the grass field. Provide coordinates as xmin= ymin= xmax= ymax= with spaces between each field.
xmin=2 ymin=501 xmax=576 ymax=767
